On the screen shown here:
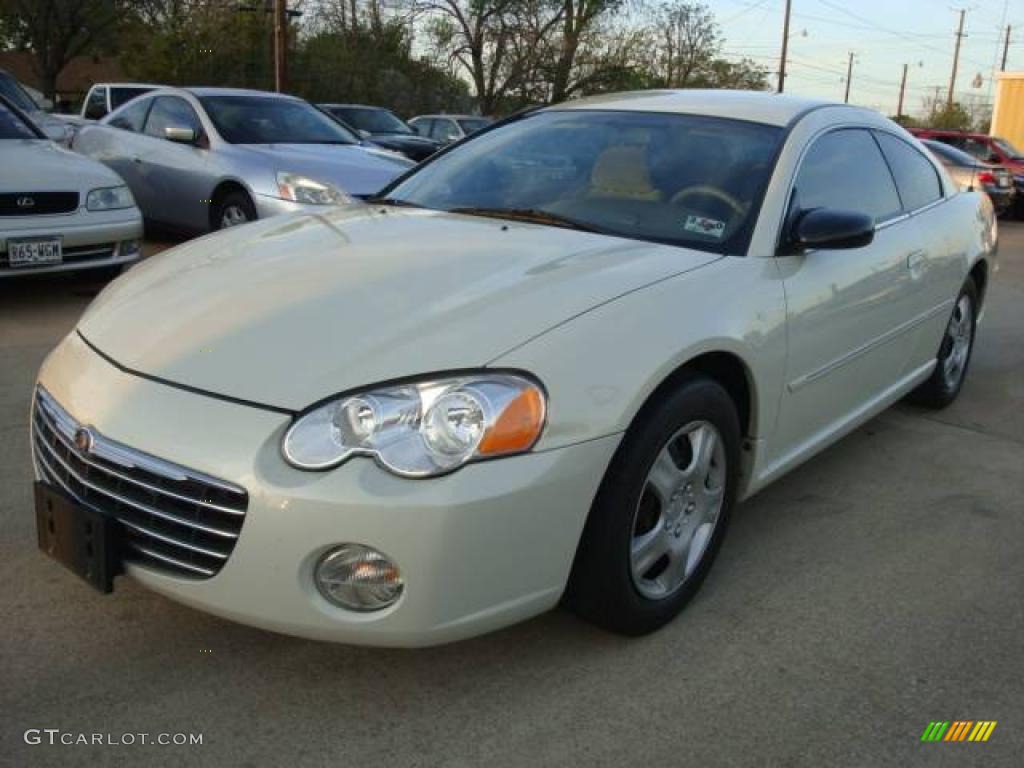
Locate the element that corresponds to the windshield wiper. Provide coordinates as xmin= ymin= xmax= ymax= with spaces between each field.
xmin=446 ymin=206 xmax=607 ymax=234
xmin=365 ymin=196 xmax=425 ymax=208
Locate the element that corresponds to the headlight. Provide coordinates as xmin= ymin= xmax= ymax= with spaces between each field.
xmin=86 ymin=185 xmax=134 ymax=211
xmin=276 ymin=172 xmax=351 ymax=205
xmin=282 ymin=373 xmax=546 ymax=477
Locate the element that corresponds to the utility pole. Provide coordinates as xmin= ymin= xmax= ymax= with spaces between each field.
xmin=274 ymin=0 xmax=288 ymax=92
xmin=844 ymin=52 xmax=854 ymax=103
xmin=778 ymin=0 xmax=792 ymax=93
xmin=1002 ymin=25 xmax=1012 ymax=71
xmin=948 ymin=9 xmax=967 ymax=108
xmin=897 ymin=63 xmax=908 ymax=118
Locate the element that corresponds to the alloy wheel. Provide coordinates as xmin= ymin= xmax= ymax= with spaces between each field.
xmin=941 ymin=294 xmax=973 ymax=391
xmin=630 ymin=420 xmax=726 ymax=600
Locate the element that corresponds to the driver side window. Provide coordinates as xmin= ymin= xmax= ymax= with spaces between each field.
xmin=793 ymin=129 xmax=902 ymax=224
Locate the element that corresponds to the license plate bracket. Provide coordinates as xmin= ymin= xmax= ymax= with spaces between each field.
xmin=8 ymin=237 xmax=62 ymax=267
xmin=35 ymin=482 xmax=118 ymax=593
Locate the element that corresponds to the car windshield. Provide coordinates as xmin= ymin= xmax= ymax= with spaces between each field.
xmin=923 ymin=140 xmax=979 ymax=167
xmin=385 ymin=110 xmax=782 ymax=254
xmin=0 ymin=72 xmax=39 ymax=113
xmin=457 ymin=117 xmax=491 ymax=134
xmin=333 ymin=107 xmax=412 ymax=134
xmin=0 ymin=100 xmax=39 ymax=139
xmin=110 ymin=86 xmax=154 ymax=110
xmin=992 ymin=137 xmax=1023 ymax=161
xmin=200 ymin=95 xmax=358 ymax=144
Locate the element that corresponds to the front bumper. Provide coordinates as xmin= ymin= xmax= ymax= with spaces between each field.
xmin=35 ymin=332 xmax=619 ymax=646
xmin=0 ymin=208 xmax=143 ymax=277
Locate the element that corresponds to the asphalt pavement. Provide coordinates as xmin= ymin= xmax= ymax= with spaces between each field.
xmin=1 ymin=228 xmax=1022 ymax=767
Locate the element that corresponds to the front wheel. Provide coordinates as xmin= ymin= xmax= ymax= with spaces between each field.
xmin=564 ymin=375 xmax=741 ymax=636
xmin=908 ymin=278 xmax=978 ymax=408
xmin=213 ymin=190 xmax=257 ymax=230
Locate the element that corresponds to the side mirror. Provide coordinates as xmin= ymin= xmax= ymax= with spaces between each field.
xmin=988 ymin=153 xmax=1001 ymax=164
xmin=789 ymin=208 xmax=875 ymax=251
xmin=164 ymin=125 xmax=197 ymax=144
xmin=358 ymin=128 xmax=372 ymax=139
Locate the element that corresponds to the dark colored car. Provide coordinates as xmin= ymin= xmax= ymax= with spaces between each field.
xmin=921 ymin=139 xmax=1016 ymax=215
xmin=910 ymin=128 xmax=1024 ymax=215
xmin=319 ymin=104 xmax=441 ymax=162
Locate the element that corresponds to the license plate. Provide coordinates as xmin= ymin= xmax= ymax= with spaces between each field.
xmin=35 ymin=482 xmax=117 ymax=593
xmin=998 ymin=176 xmax=1011 ymax=188
xmin=8 ymin=237 xmax=62 ymax=267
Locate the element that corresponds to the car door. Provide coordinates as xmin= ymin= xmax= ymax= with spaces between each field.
xmin=771 ymin=128 xmax=922 ymax=463
xmin=138 ymin=96 xmax=211 ymax=231
xmin=97 ymin=96 xmax=154 ymax=199
xmin=872 ymin=131 xmax=961 ymax=369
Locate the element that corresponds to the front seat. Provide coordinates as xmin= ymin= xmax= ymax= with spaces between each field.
xmin=586 ymin=145 xmax=662 ymax=201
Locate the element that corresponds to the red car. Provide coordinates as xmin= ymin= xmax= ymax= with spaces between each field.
xmin=910 ymin=128 xmax=1024 ymax=213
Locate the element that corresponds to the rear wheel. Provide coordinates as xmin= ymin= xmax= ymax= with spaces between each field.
xmin=908 ymin=278 xmax=978 ymax=408
xmin=564 ymin=375 xmax=741 ymax=636
xmin=213 ymin=190 xmax=256 ymax=230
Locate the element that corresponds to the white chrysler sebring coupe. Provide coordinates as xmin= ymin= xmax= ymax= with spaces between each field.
xmin=31 ymin=91 xmax=996 ymax=646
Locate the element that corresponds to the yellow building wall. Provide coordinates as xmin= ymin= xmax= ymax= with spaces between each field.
xmin=992 ymin=72 xmax=1024 ymax=147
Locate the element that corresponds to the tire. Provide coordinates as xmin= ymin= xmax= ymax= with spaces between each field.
xmin=908 ymin=278 xmax=978 ymax=409
xmin=564 ymin=374 xmax=741 ymax=636
xmin=213 ymin=190 xmax=257 ymax=230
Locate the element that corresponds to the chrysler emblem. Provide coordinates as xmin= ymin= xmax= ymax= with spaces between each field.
xmin=74 ymin=427 xmax=93 ymax=454
xmin=16 ymin=196 xmax=35 ymax=208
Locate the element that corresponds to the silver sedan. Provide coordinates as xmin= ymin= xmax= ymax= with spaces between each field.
xmin=0 ymin=96 xmax=142 ymax=278
xmin=72 ymin=87 xmax=414 ymax=233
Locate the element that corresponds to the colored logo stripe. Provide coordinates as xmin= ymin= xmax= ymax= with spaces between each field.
xmin=921 ymin=721 xmax=996 ymax=742
xmin=969 ymin=722 xmax=997 ymax=742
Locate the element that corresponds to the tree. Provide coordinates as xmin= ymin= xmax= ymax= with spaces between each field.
xmin=922 ymin=97 xmax=972 ymax=130
xmin=0 ymin=0 xmax=123 ymax=99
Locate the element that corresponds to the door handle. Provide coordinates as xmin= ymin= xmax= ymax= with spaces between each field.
xmin=131 ymin=156 xmax=142 ymax=164
xmin=907 ymin=249 xmax=927 ymax=277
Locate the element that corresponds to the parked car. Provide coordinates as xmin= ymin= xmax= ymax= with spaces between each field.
xmin=32 ymin=90 xmax=994 ymax=646
xmin=318 ymin=104 xmax=442 ymax=162
xmin=72 ymin=87 xmax=413 ymax=233
xmin=0 ymin=94 xmax=142 ymax=278
xmin=0 ymin=69 xmax=73 ymax=145
xmin=920 ymin=138 xmax=1016 ymax=215
xmin=910 ymin=128 xmax=1024 ymax=215
xmin=409 ymin=114 xmax=493 ymax=145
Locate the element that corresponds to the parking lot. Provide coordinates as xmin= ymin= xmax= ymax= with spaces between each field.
xmin=1 ymin=225 xmax=1022 ymax=766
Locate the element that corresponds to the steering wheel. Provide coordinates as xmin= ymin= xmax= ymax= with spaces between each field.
xmin=670 ymin=185 xmax=745 ymax=217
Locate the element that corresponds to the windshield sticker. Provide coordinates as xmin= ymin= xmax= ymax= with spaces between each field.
xmin=684 ymin=215 xmax=726 ymax=238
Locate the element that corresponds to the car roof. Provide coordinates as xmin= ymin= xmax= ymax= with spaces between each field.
xmin=184 ymin=87 xmax=303 ymax=100
xmin=542 ymin=89 xmax=851 ymax=127
xmin=93 ymin=82 xmax=162 ymax=89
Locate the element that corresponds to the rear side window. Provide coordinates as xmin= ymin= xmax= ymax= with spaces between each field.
xmin=107 ymin=97 xmax=151 ymax=132
xmin=84 ymin=87 xmax=108 ymax=120
xmin=794 ymin=128 xmax=902 ymax=223
xmin=875 ymin=132 xmax=943 ymax=212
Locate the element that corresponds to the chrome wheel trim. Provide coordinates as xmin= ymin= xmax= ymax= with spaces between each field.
xmin=220 ymin=204 xmax=249 ymax=228
xmin=630 ymin=420 xmax=726 ymax=601
xmin=941 ymin=294 xmax=973 ymax=391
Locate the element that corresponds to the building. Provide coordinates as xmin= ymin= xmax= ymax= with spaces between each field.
xmin=991 ymin=72 xmax=1024 ymax=148
xmin=0 ymin=51 xmax=126 ymax=111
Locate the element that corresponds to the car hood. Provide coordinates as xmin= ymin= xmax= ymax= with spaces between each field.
xmin=0 ymin=139 xmax=121 ymax=192
xmin=78 ymin=206 xmax=719 ymax=410
xmin=235 ymin=143 xmax=413 ymax=195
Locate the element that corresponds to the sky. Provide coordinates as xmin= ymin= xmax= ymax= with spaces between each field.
xmin=712 ymin=0 xmax=1022 ymax=117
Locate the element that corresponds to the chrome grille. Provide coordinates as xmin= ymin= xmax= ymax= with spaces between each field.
xmin=31 ymin=387 xmax=248 ymax=579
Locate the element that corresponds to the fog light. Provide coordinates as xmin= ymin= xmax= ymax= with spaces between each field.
xmin=119 ymin=239 xmax=141 ymax=255
xmin=315 ymin=544 xmax=403 ymax=611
